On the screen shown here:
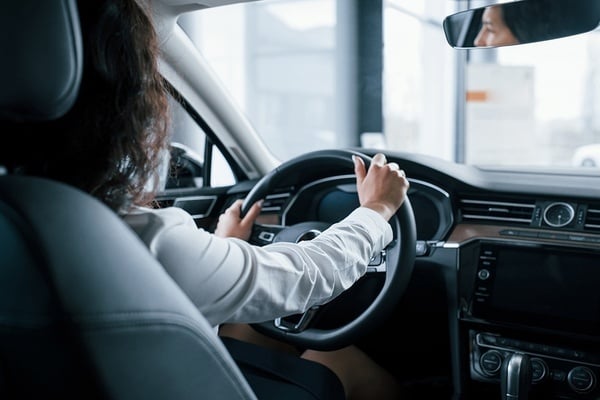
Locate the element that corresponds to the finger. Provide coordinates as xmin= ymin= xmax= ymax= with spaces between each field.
xmin=371 ymin=153 xmax=387 ymax=167
xmin=227 ymin=199 xmax=243 ymax=216
xmin=243 ymin=199 xmax=263 ymax=224
xmin=353 ymin=155 xmax=367 ymax=184
xmin=387 ymin=162 xmax=400 ymax=171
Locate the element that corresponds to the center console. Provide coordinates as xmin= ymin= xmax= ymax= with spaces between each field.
xmin=458 ymin=240 xmax=600 ymax=399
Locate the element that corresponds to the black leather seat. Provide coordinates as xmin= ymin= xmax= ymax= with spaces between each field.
xmin=0 ymin=1 xmax=257 ymax=398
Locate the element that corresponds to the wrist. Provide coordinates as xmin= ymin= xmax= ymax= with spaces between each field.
xmin=361 ymin=202 xmax=395 ymax=221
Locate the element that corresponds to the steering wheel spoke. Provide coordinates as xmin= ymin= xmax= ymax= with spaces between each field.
xmin=274 ymin=306 xmax=321 ymax=333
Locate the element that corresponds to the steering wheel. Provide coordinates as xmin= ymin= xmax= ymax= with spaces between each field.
xmin=240 ymin=149 xmax=416 ymax=351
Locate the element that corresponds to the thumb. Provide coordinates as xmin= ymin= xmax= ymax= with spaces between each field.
xmin=228 ymin=199 xmax=244 ymax=217
xmin=353 ymin=155 xmax=367 ymax=185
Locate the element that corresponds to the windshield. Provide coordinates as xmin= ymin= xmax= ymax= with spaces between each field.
xmin=179 ymin=0 xmax=600 ymax=170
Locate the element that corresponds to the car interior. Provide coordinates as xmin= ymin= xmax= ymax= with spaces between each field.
xmin=3 ymin=0 xmax=600 ymax=399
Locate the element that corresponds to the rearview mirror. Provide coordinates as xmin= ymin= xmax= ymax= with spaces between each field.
xmin=443 ymin=0 xmax=600 ymax=49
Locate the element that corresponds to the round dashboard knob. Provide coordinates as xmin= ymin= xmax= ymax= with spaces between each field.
xmin=542 ymin=202 xmax=575 ymax=227
xmin=480 ymin=349 xmax=503 ymax=376
xmin=567 ymin=366 xmax=596 ymax=394
xmin=530 ymin=358 xmax=548 ymax=384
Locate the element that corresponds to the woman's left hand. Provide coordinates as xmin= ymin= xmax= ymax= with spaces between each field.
xmin=214 ymin=199 xmax=262 ymax=240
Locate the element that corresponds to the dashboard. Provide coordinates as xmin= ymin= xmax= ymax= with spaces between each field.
xmin=376 ymin=151 xmax=600 ymax=400
xmin=251 ymin=150 xmax=600 ymax=399
xmin=157 ymin=148 xmax=600 ymax=400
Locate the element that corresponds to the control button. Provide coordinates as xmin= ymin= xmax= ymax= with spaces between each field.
xmin=478 ymin=333 xmax=498 ymax=345
xmin=567 ymin=366 xmax=596 ymax=394
xmin=478 ymin=269 xmax=491 ymax=280
xmin=518 ymin=230 xmax=539 ymax=238
xmin=481 ymin=249 xmax=495 ymax=257
xmin=555 ymin=347 xmax=568 ymax=357
xmin=530 ymin=358 xmax=548 ymax=384
xmin=538 ymin=232 xmax=568 ymax=240
xmin=498 ymin=229 xmax=538 ymax=238
xmin=480 ymin=259 xmax=494 ymax=267
xmin=415 ymin=240 xmax=429 ymax=256
xmin=540 ymin=345 xmax=551 ymax=354
xmin=509 ymin=339 xmax=522 ymax=348
xmin=480 ymin=350 xmax=503 ymax=376
xmin=369 ymin=252 xmax=382 ymax=266
xmin=258 ymin=231 xmax=275 ymax=242
xmin=551 ymin=370 xmax=567 ymax=382
xmin=577 ymin=209 xmax=585 ymax=225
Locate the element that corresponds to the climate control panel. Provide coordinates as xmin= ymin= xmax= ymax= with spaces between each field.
xmin=470 ymin=331 xmax=600 ymax=398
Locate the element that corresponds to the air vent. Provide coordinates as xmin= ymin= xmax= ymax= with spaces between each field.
xmin=261 ymin=191 xmax=292 ymax=213
xmin=584 ymin=207 xmax=600 ymax=232
xmin=459 ymin=199 xmax=535 ymax=225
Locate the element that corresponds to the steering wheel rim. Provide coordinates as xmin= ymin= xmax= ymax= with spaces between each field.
xmin=241 ymin=149 xmax=417 ymax=351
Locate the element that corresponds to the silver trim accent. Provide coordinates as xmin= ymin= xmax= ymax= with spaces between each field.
xmin=542 ymin=201 xmax=575 ymax=228
xmin=460 ymin=199 xmax=534 ymax=224
xmin=461 ymin=199 xmax=536 ymax=208
xmin=273 ymin=306 xmax=320 ymax=333
xmin=409 ymin=178 xmax=450 ymax=198
xmin=443 ymin=242 xmax=459 ymax=248
xmin=584 ymin=208 xmax=600 ymax=230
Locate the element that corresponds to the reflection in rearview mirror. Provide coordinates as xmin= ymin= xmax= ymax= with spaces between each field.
xmin=443 ymin=0 xmax=600 ymax=49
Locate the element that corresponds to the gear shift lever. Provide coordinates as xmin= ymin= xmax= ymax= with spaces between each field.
xmin=501 ymin=352 xmax=532 ymax=400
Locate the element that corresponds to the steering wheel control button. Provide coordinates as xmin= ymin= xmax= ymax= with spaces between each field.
xmin=369 ymin=252 xmax=383 ymax=266
xmin=258 ymin=231 xmax=275 ymax=242
xmin=480 ymin=350 xmax=503 ymax=376
xmin=567 ymin=366 xmax=596 ymax=393
xmin=415 ymin=240 xmax=429 ymax=256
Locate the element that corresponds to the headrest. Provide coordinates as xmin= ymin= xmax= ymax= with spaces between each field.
xmin=0 ymin=0 xmax=82 ymax=121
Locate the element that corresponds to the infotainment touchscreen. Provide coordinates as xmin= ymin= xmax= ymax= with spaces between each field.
xmin=473 ymin=244 xmax=600 ymax=335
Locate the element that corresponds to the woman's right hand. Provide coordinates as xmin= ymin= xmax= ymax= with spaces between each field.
xmin=353 ymin=153 xmax=409 ymax=221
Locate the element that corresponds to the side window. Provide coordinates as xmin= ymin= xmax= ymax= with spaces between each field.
xmin=166 ymin=96 xmax=236 ymax=189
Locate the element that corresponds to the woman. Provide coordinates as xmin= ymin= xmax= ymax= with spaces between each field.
xmin=3 ymin=0 xmax=409 ymax=398
xmin=474 ymin=4 xmax=520 ymax=47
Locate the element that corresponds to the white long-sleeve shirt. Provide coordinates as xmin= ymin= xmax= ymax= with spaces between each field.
xmin=124 ymin=206 xmax=392 ymax=327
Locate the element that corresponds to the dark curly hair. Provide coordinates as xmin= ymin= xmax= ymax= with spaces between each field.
xmin=1 ymin=0 xmax=171 ymax=213
xmin=502 ymin=0 xmax=600 ymax=44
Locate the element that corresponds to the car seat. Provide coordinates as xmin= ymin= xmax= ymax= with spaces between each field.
xmin=0 ymin=1 xmax=257 ymax=398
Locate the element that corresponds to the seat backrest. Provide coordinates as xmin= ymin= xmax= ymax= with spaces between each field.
xmin=0 ymin=1 xmax=256 ymax=398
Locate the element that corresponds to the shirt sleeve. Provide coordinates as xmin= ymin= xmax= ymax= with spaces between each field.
xmin=125 ymin=206 xmax=393 ymax=327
